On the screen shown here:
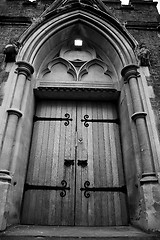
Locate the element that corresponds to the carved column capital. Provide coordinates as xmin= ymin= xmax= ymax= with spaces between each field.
xmin=121 ymin=64 xmax=139 ymax=83
xmin=16 ymin=61 xmax=34 ymax=78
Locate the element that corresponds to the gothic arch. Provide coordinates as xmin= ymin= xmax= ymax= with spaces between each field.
xmin=0 ymin=0 xmax=160 ymax=232
xmin=17 ymin=9 xmax=137 ymax=76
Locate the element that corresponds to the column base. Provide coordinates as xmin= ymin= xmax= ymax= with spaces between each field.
xmin=132 ymin=182 xmax=160 ymax=232
xmin=0 ymin=171 xmax=11 ymax=231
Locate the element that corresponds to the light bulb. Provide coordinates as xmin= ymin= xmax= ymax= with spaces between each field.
xmin=74 ymin=39 xmax=83 ymax=47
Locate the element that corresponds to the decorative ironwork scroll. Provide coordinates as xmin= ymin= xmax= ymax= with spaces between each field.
xmin=80 ymin=181 xmax=127 ymax=198
xmin=81 ymin=114 xmax=119 ymax=127
xmin=25 ymin=180 xmax=70 ymax=198
xmin=33 ymin=113 xmax=72 ymax=126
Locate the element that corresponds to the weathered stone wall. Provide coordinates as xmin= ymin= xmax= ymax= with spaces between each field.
xmin=0 ymin=0 xmax=160 ymax=125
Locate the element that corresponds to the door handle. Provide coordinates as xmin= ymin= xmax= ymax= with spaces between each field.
xmin=64 ymin=159 xmax=74 ymax=167
xmin=78 ymin=160 xmax=88 ymax=167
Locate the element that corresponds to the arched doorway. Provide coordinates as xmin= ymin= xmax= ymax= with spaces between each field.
xmin=20 ymin=35 xmax=129 ymax=226
xmin=0 ymin=0 xmax=160 ymax=232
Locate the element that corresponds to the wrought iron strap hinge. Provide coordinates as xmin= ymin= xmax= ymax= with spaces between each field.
xmin=33 ymin=113 xmax=72 ymax=126
xmin=64 ymin=159 xmax=74 ymax=167
xmin=81 ymin=114 xmax=119 ymax=127
xmin=78 ymin=160 xmax=88 ymax=167
xmin=81 ymin=181 xmax=127 ymax=198
xmin=25 ymin=180 xmax=70 ymax=197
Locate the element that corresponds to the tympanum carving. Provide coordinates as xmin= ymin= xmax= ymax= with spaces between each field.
xmin=41 ymin=57 xmax=77 ymax=81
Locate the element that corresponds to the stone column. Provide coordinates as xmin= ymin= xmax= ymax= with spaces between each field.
xmin=121 ymin=65 xmax=160 ymax=231
xmin=121 ymin=65 xmax=158 ymax=184
xmin=0 ymin=61 xmax=34 ymax=230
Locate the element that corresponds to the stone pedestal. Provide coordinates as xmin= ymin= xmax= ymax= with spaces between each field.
xmin=137 ymin=183 xmax=160 ymax=231
xmin=0 ymin=171 xmax=11 ymax=231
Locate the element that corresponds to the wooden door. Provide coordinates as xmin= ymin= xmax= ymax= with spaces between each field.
xmin=21 ymin=100 xmax=128 ymax=226
xmin=21 ymin=100 xmax=76 ymax=225
xmin=75 ymin=101 xmax=128 ymax=226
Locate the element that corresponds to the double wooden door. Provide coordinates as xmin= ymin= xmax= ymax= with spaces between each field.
xmin=21 ymin=100 xmax=128 ymax=226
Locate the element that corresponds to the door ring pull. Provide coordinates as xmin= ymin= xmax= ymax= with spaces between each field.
xmin=78 ymin=160 xmax=88 ymax=167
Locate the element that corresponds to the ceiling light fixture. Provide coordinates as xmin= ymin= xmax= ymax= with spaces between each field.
xmin=74 ymin=39 xmax=83 ymax=47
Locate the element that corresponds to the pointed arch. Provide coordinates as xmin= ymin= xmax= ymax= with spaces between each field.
xmin=17 ymin=4 xmax=138 ymax=81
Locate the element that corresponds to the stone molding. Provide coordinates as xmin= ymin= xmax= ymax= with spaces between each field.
xmin=140 ymin=172 xmax=159 ymax=184
xmin=0 ymin=170 xmax=11 ymax=183
xmin=131 ymin=112 xmax=147 ymax=121
xmin=16 ymin=61 xmax=34 ymax=79
xmin=7 ymin=108 xmax=23 ymax=118
xmin=121 ymin=64 xmax=140 ymax=83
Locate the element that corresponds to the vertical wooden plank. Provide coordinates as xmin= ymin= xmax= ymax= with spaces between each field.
xmin=22 ymin=101 xmax=47 ymax=224
xmin=37 ymin=101 xmax=52 ymax=225
xmin=48 ymin=102 xmax=58 ymax=225
xmin=107 ymin=102 xmax=118 ymax=225
xmin=50 ymin=101 xmax=61 ymax=225
xmin=50 ymin=101 xmax=61 ymax=186
xmin=28 ymin=190 xmax=37 ymax=224
xmin=102 ymin=103 xmax=114 ymax=225
xmin=75 ymin=102 xmax=84 ymax=225
xmin=21 ymin=190 xmax=31 ymax=223
xmin=92 ymin=102 xmax=102 ymax=226
xmin=49 ymin=191 xmax=57 ymax=225
xmin=111 ymin=103 xmax=123 ymax=225
xmin=54 ymin=101 xmax=66 ymax=225
xmin=38 ymin=101 xmax=50 ymax=185
xmin=97 ymin=103 xmax=107 ymax=226
xmin=27 ymin=101 xmax=45 ymax=185
xmin=67 ymin=102 xmax=76 ymax=225
xmin=45 ymin=101 xmax=56 ymax=186
xmin=120 ymin=192 xmax=128 ymax=225
xmin=34 ymin=190 xmax=44 ymax=224
xmin=81 ymin=102 xmax=89 ymax=226
xmin=25 ymin=122 xmax=38 ymax=185
xmin=75 ymin=103 xmax=80 ymax=225
xmin=61 ymin=101 xmax=75 ymax=225
xmin=86 ymin=102 xmax=95 ymax=226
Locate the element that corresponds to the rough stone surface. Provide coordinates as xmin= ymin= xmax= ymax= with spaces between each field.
xmin=0 ymin=182 xmax=11 ymax=231
xmin=0 ymin=225 xmax=160 ymax=240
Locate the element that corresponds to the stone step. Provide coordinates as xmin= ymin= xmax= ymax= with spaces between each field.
xmin=0 ymin=225 xmax=160 ymax=240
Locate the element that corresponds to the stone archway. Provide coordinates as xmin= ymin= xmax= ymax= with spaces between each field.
xmin=0 ymin=0 xmax=160 ymax=232
xmin=21 ymin=38 xmax=129 ymax=226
